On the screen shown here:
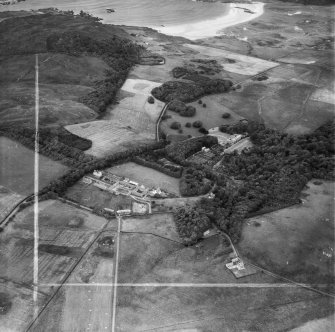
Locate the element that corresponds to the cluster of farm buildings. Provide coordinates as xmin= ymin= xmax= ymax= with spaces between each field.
xmin=81 ymin=169 xmax=172 ymax=216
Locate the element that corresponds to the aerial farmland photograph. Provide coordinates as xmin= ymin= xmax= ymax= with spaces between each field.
xmin=0 ymin=0 xmax=334 ymax=331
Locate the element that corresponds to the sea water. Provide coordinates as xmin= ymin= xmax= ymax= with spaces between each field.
xmin=0 ymin=0 xmax=229 ymax=28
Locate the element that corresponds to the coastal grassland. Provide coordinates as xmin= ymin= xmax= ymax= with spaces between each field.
xmin=184 ymin=43 xmax=279 ymax=76
xmin=0 ymin=137 xmax=69 ymax=195
xmin=204 ymin=1 xmax=334 ymax=61
xmin=0 ymin=185 xmax=23 ymax=221
xmin=238 ymin=180 xmax=335 ymax=291
xmin=107 ymin=162 xmax=181 ymax=196
xmin=121 ymin=213 xmax=180 ymax=242
xmin=65 ymin=180 xmax=132 ymax=211
xmin=217 ymin=65 xmax=334 ymax=134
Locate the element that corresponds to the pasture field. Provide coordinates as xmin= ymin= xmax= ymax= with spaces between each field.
xmin=65 ymin=180 xmax=132 ymax=212
xmin=107 ymin=162 xmax=181 ymax=196
xmin=238 ymin=180 xmax=335 ymax=291
xmin=116 ymin=231 xmax=334 ymax=331
xmin=122 ymin=213 xmax=180 ymax=242
xmin=0 ymin=137 xmax=69 ymax=195
xmin=310 ymin=88 xmax=335 ymax=105
xmin=14 ymin=199 xmax=108 ymax=231
xmin=0 ymin=185 xmax=23 ymax=221
xmin=116 ymin=285 xmax=333 ymax=332
xmin=161 ymin=94 xmax=243 ymax=138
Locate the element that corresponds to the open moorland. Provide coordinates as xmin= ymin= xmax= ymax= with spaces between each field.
xmin=238 ymin=180 xmax=335 ymax=291
xmin=0 ymin=137 xmax=68 ymax=195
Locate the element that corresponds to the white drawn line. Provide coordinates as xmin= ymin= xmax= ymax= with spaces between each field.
xmin=111 ymin=216 xmax=121 ymax=332
xmin=33 ymin=53 xmax=40 ymax=319
xmin=38 ymin=282 xmax=332 ymax=288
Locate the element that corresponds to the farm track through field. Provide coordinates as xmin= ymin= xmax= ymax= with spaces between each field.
xmin=120 ymin=230 xmax=183 ymax=244
xmin=25 ymin=218 xmax=112 ymax=332
xmin=0 ymin=194 xmax=34 ymax=227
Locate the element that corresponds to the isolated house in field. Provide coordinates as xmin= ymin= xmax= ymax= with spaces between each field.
xmin=93 ymin=170 xmax=102 ymax=178
xmin=226 ymin=257 xmax=245 ymax=271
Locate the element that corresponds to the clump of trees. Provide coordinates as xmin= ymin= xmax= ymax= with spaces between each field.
xmin=168 ymin=100 xmax=196 ymax=117
xmin=151 ymin=79 xmax=233 ymax=103
xmin=170 ymin=121 xmax=181 ymax=130
xmin=174 ymin=206 xmax=211 ymax=245
xmin=134 ymin=155 xmax=183 ymax=178
xmin=193 ymin=121 xmax=203 ymax=128
xmin=222 ymin=112 xmax=231 ymax=119
xmin=147 ymin=96 xmax=155 ymax=104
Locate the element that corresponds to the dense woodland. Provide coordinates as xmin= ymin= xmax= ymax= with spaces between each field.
xmin=174 ymin=121 xmax=334 ymax=244
xmin=180 ymin=167 xmax=213 ymax=196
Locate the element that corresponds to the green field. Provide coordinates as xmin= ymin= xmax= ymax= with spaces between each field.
xmin=0 ymin=137 xmax=69 ymax=195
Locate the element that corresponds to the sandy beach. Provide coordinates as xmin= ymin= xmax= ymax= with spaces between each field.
xmin=153 ymin=2 xmax=265 ymax=40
